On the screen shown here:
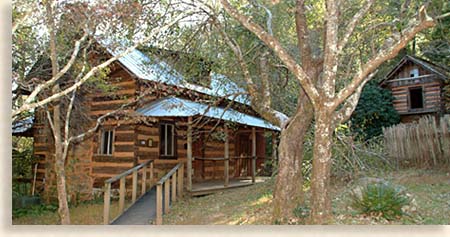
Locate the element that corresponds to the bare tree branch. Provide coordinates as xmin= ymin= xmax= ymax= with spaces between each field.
xmin=332 ymin=6 xmax=436 ymax=110
xmin=220 ymin=0 xmax=320 ymax=107
xmin=332 ymin=70 xmax=377 ymax=126
xmin=12 ymin=11 xmax=193 ymax=119
xmin=337 ymin=0 xmax=375 ymax=55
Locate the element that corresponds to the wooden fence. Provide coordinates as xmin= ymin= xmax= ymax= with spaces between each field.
xmin=103 ymin=160 xmax=154 ymax=225
xmin=383 ymin=115 xmax=450 ymax=168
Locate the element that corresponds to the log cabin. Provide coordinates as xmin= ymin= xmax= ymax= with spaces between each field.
xmin=380 ymin=55 xmax=450 ymax=123
xmin=29 ymin=44 xmax=284 ymax=201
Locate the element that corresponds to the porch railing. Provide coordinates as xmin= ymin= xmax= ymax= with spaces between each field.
xmin=103 ymin=159 xmax=154 ymax=225
xmin=155 ymin=163 xmax=184 ymax=225
xmin=193 ymin=155 xmax=267 ymax=187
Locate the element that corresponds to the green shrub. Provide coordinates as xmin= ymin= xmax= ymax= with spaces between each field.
xmin=351 ymin=182 xmax=410 ymax=220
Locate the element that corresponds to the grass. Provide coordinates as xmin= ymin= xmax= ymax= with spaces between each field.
xmin=164 ymin=169 xmax=450 ymax=225
xmin=12 ymin=199 xmax=132 ymax=225
xmin=12 ymin=169 xmax=450 ymax=225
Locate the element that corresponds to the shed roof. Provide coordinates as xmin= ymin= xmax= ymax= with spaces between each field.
xmin=382 ymin=55 xmax=450 ymax=85
xmin=136 ymin=97 xmax=280 ymax=131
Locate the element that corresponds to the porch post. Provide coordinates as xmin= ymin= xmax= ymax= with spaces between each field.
xmin=252 ymin=127 xmax=256 ymax=183
xmin=187 ymin=116 xmax=193 ymax=192
xmin=224 ymin=125 xmax=229 ymax=187
xmin=271 ymin=131 xmax=277 ymax=170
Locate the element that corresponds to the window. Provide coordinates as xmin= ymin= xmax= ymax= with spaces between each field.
xmin=409 ymin=68 xmax=419 ymax=77
xmin=409 ymin=87 xmax=424 ymax=110
xmin=160 ymin=123 xmax=175 ymax=157
xmin=100 ymin=130 xmax=114 ymax=155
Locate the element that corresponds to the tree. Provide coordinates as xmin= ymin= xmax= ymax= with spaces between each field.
xmin=217 ymin=0 xmax=446 ymax=223
xmin=350 ymin=82 xmax=400 ymax=140
xmin=12 ymin=0 xmax=195 ymax=224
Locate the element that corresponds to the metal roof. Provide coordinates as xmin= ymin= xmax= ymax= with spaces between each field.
xmin=136 ymin=97 xmax=280 ymax=131
xmin=12 ymin=116 xmax=34 ymax=135
xmin=109 ymin=47 xmax=250 ymax=105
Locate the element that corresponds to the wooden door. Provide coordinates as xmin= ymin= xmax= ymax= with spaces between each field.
xmin=235 ymin=133 xmax=252 ymax=177
xmin=193 ymin=134 xmax=204 ymax=181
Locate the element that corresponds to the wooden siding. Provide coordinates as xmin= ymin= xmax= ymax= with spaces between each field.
xmin=391 ymin=81 xmax=442 ymax=114
xmin=386 ymin=60 xmax=444 ymax=116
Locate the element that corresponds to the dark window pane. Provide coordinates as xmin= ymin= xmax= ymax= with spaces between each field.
xmin=160 ymin=124 xmax=166 ymax=155
xmin=167 ymin=125 xmax=173 ymax=156
xmin=410 ymin=88 xmax=424 ymax=109
xmin=107 ymin=131 xmax=113 ymax=155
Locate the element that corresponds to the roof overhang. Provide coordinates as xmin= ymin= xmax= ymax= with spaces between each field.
xmin=136 ymin=97 xmax=280 ymax=131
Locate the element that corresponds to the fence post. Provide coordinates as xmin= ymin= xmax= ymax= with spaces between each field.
xmin=164 ymin=180 xmax=170 ymax=214
xmin=119 ymin=177 xmax=126 ymax=214
xmin=150 ymin=162 xmax=154 ymax=186
xmin=171 ymin=172 xmax=177 ymax=202
xmin=103 ymin=182 xmax=111 ymax=225
xmin=141 ymin=165 xmax=147 ymax=196
xmin=132 ymin=170 xmax=138 ymax=203
xmin=177 ymin=164 xmax=183 ymax=197
xmin=156 ymin=184 xmax=162 ymax=225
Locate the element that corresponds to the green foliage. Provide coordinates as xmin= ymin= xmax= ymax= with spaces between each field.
xmin=351 ymin=182 xmax=410 ymax=220
xmin=293 ymin=204 xmax=310 ymax=219
xmin=12 ymin=137 xmax=34 ymax=178
xmin=351 ymin=82 xmax=400 ymax=140
xmin=12 ymin=204 xmax=58 ymax=218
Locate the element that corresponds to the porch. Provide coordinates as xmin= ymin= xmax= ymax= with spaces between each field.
xmin=191 ymin=176 xmax=270 ymax=196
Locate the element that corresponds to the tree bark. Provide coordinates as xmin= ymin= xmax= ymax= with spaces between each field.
xmin=272 ymin=92 xmax=313 ymax=222
xmin=310 ymin=110 xmax=334 ymax=224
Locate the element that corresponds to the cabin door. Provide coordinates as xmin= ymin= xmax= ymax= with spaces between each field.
xmin=193 ymin=134 xmax=204 ymax=181
xmin=235 ymin=133 xmax=252 ymax=177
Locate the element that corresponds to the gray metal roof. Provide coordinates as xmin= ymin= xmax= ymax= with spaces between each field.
xmin=109 ymin=47 xmax=250 ymax=105
xmin=12 ymin=116 xmax=34 ymax=135
xmin=136 ymin=97 xmax=280 ymax=131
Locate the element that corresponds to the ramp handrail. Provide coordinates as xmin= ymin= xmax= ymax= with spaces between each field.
xmin=103 ymin=159 xmax=154 ymax=225
xmin=155 ymin=162 xmax=184 ymax=225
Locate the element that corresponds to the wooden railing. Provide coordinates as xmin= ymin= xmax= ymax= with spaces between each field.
xmin=103 ymin=160 xmax=154 ymax=225
xmin=193 ymin=155 xmax=264 ymax=187
xmin=155 ymin=163 xmax=184 ymax=225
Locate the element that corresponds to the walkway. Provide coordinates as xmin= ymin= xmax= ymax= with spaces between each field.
xmin=111 ymin=186 xmax=169 ymax=225
xmin=110 ymin=178 xmax=267 ymax=224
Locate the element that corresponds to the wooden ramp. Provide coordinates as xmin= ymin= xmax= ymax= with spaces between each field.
xmin=111 ymin=186 xmax=168 ymax=225
xmin=110 ymin=177 xmax=268 ymax=224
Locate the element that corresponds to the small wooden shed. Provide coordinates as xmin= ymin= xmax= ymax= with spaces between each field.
xmin=380 ymin=55 xmax=449 ymax=123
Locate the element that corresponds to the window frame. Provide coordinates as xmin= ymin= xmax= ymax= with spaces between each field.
xmin=159 ymin=122 xmax=177 ymax=159
xmin=408 ymin=86 xmax=425 ymax=111
xmin=99 ymin=129 xmax=115 ymax=156
xmin=409 ymin=68 xmax=419 ymax=78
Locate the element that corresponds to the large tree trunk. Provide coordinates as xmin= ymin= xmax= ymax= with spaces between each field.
xmin=272 ymin=94 xmax=313 ymax=222
xmin=309 ymin=111 xmax=334 ymax=224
